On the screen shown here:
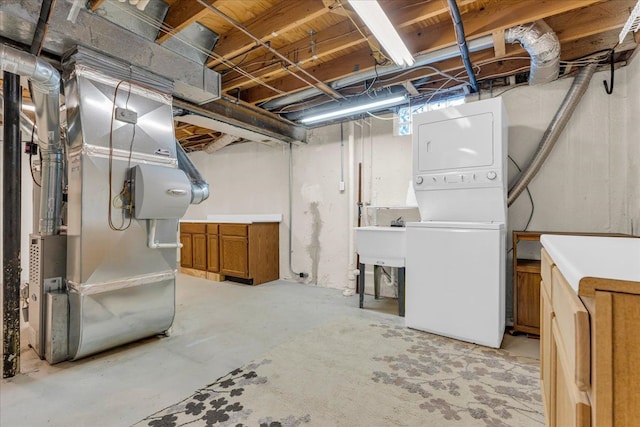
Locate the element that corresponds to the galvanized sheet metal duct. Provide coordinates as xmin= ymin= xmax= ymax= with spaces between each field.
xmin=0 ymin=43 xmax=62 ymax=235
xmin=507 ymin=63 xmax=597 ymax=206
xmin=176 ymin=141 xmax=210 ymax=204
xmin=505 ymin=20 xmax=560 ymax=85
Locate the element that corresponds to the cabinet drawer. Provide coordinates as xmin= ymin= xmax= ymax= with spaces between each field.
xmin=220 ymin=224 xmax=248 ymax=237
xmin=181 ymin=222 xmax=206 ymax=233
xmin=540 ymin=285 xmax=554 ymax=420
xmin=207 ymin=224 xmax=219 ymax=234
xmin=552 ymin=319 xmax=591 ymax=427
xmin=552 ymin=267 xmax=590 ymax=391
xmin=541 ymin=248 xmax=554 ymax=299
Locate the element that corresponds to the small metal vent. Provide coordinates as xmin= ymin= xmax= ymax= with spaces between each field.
xmin=29 ymin=236 xmax=42 ymax=288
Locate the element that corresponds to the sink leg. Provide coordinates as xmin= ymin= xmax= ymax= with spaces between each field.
xmin=398 ymin=267 xmax=405 ymax=317
xmin=359 ymin=263 xmax=365 ymax=308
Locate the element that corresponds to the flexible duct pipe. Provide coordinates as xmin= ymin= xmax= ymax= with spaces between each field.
xmin=507 ymin=63 xmax=597 ymax=206
xmin=175 ymin=141 xmax=209 ymax=204
xmin=505 ymin=20 xmax=560 ymax=86
xmin=0 ymin=43 xmax=62 ymax=235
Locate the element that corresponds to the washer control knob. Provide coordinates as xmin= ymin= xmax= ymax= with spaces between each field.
xmin=415 ymin=176 xmax=424 ymax=185
xmin=487 ymin=171 xmax=497 ymax=180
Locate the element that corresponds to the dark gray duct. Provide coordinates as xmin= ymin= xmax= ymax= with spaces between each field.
xmin=505 ymin=20 xmax=560 ymax=85
xmin=0 ymin=44 xmax=62 ymax=235
xmin=507 ymin=63 xmax=597 ymax=206
xmin=447 ymin=0 xmax=478 ymax=92
xmin=176 ymin=141 xmax=210 ymax=204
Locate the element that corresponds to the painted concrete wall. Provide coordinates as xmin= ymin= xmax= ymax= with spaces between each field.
xmin=627 ymin=52 xmax=640 ymax=234
xmin=181 ymin=59 xmax=640 ymax=323
xmin=5 ymin=55 xmax=639 ymax=306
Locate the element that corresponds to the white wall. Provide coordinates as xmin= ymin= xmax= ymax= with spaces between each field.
xmin=626 ymin=52 xmax=640 ymax=233
xmin=182 ymin=60 xmax=640 ymax=324
xmin=6 ymin=54 xmax=640 ymax=306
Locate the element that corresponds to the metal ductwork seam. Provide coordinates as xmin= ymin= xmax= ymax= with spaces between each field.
xmin=0 ymin=43 xmax=63 ymax=236
xmin=176 ymin=141 xmax=210 ymax=204
xmin=507 ymin=63 xmax=597 ymax=206
xmin=505 ymin=20 xmax=560 ymax=85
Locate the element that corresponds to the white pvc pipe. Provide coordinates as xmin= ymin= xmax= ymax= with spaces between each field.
xmin=343 ymin=123 xmax=357 ymax=296
xmin=147 ymin=219 xmax=183 ymax=249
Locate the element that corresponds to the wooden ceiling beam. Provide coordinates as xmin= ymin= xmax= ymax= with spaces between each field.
xmin=545 ymin=0 xmax=637 ymax=43
xmin=239 ymin=0 xmax=604 ymax=104
xmin=219 ymin=0 xmax=480 ymax=92
xmin=207 ymin=0 xmax=329 ymax=68
xmin=157 ymin=0 xmax=218 ymax=44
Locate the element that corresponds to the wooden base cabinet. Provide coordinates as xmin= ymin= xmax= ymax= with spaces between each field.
xmin=541 ymin=247 xmax=640 ymax=426
xmin=180 ymin=221 xmax=279 ymax=285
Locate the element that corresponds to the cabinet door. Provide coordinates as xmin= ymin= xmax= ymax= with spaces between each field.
xmin=192 ymin=233 xmax=207 ymax=271
xmin=515 ymin=271 xmax=541 ymax=333
xmin=180 ymin=233 xmax=192 ymax=268
xmin=207 ymin=234 xmax=219 ymax=273
xmin=220 ymin=235 xmax=249 ymax=278
xmin=552 ymin=320 xmax=591 ymax=427
xmin=541 ymin=284 xmax=555 ymax=426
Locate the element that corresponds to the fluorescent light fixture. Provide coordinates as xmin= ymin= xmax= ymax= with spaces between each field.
xmin=348 ymin=0 xmax=415 ymax=67
xmin=300 ymin=95 xmax=406 ymax=124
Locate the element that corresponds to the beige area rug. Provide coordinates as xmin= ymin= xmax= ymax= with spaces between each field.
xmin=134 ymin=317 xmax=543 ymax=427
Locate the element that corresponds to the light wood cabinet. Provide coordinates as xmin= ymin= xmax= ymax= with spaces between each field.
xmin=180 ymin=233 xmax=193 ymax=268
xmin=513 ymin=231 xmax=628 ymax=336
xmin=180 ymin=221 xmax=279 ymax=285
xmin=541 ymin=245 xmax=640 ymax=426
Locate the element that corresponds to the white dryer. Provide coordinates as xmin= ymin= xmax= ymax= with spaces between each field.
xmin=405 ymin=97 xmax=508 ymax=348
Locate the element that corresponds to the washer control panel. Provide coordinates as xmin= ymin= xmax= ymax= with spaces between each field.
xmin=414 ymin=169 xmax=502 ymax=189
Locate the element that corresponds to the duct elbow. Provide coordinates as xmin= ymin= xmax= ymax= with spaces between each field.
xmin=190 ymin=183 xmax=210 ymax=204
xmin=505 ymin=20 xmax=560 ymax=85
xmin=175 ymin=140 xmax=210 ymax=205
xmin=0 ymin=44 xmax=60 ymax=94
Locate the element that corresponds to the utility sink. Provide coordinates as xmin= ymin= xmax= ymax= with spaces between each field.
xmin=355 ymin=226 xmax=406 ymax=267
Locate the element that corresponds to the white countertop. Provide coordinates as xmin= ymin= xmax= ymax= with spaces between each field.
xmin=181 ymin=214 xmax=282 ymax=224
xmin=540 ymin=235 xmax=640 ymax=292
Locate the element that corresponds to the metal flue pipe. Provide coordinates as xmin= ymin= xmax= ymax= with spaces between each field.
xmin=176 ymin=141 xmax=210 ymax=204
xmin=507 ymin=63 xmax=597 ymax=206
xmin=0 ymin=43 xmax=62 ymax=235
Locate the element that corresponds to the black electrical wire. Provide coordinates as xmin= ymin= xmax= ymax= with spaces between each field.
xmin=508 ymin=155 xmax=535 ymax=231
xmin=107 ymin=79 xmax=136 ymax=232
xmin=29 ymin=125 xmax=41 ymax=187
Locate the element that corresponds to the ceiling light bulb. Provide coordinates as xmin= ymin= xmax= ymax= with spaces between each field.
xmin=300 ymin=95 xmax=406 ymax=124
xmin=348 ymin=0 xmax=415 ymax=67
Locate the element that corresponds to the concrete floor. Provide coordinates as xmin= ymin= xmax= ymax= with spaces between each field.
xmin=1 ymin=274 xmax=539 ymax=427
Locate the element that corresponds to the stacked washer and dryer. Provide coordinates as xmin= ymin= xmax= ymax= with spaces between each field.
xmin=405 ymin=97 xmax=508 ymax=349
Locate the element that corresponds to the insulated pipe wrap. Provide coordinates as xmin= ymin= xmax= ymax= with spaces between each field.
xmin=505 ymin=20 xmax=560 ymax=85
xmin=507 ymin=63 xmax=597 ymax=206
xmin=0 ymin=43 xmax=63 ymax=235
